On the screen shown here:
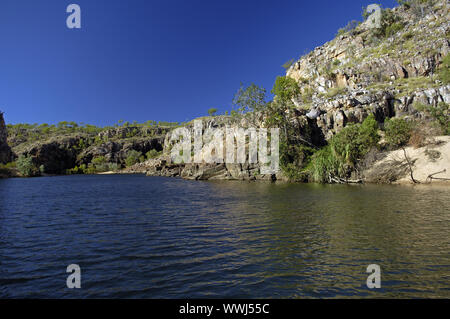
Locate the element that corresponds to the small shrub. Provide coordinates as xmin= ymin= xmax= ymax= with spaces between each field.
xmin=308 ymin=115 xmax=380 ymax=182
xmin=385 ymin=22 xmax=404 ymax=38
xmin=108 ymin=163 xmax=120 ymax=172
xmin=372 ymin=9 xmax=403 ymax=39
xmin=398 ymin=0 xmax=438 ymax=18
xmin=384 ymin=118 xmax=413 ymax=147
xmin=408 ymin=125 xmax=427 ymax=148
xmin=301 ymin=87 xmax=314 ymax=103
xmin=280 ymin=144 xmax=315 ymax=181
xmin=67 ymin=164 xmax=88 ymax=175
xmin=282 ymin=58 xmax=295 ymax=70
xmin=337 ymin=20 xmax=360 ymax=36
xmin=2 ymin=162 xmax=16 ymax=169
xmin=146 ymin=149 xmax=161 ymax=159
xmin=438 ymin=54 xmax=450 ymax=84
xmin=325 ymin=87 xmax=346 ymax=98
xmin=402 ymin=31 xmax=414 ymax=40
xmin=308 ymin=146 xmax=339 ymax=183
xmin=415 ymin=102 xmax=450 ymax=135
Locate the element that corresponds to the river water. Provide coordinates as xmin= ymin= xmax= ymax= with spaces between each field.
xmin=0 ymin=174 xmax=449 ymax=298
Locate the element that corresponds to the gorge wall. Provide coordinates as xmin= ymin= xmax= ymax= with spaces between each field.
xmin=132 ymin=1 xmax=450 ymax=182
xmin=0 ymin=112 xmax=13 ymax=164
xmin=5 ymin=0 xmax=450 ymax=182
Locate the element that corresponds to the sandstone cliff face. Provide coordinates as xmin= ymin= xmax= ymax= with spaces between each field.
xmin=7 ymin=1 xmax=450 ymax=181
xmin=12 ymin=126 xmax=167 ymax=174
xmin=0 ymin=112 xmax=13 ymax=164
xmin=124 ymin=117 xmax=275 ymax=181
xmin=135 ymin=1 xmax=450 ymax=182
xmin=285 ymin=0 xmax=449 ymax=139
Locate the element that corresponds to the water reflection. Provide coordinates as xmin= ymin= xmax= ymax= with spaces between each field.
xmin=0 ymin=176 xmax=449 ymax=298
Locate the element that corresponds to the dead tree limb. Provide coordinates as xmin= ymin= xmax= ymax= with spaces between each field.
xmin=401 ymin=146 xmax=419 ymax=184
xmin=426 ymin=169 xmax=449 ymax=183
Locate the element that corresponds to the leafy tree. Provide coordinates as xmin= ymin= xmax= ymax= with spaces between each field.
xmin=384 ymin=117 xmax=418 ymax=183
xmin=232 ymin=83 xmax=268 ymax=124
xmin=92 ymin=156 xmax=107 ymax=166
xmin=265 ymin=76 xmax=307 ymax=178
xmin=208 ymin=108 xmax=218 ymax=116
xmin=125 ymin=150 xmax=143 ymax=167
xmin=17 ymin=155 xmax=36 ymax=177
xmin=271 ymin=76 xmax=300 ymax=105
xmin=233 ymin=83 xmax=267 ymax=114
xmin=266 ymin=76 xmax=301 ymax=138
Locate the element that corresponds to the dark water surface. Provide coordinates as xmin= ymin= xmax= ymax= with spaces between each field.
xmin=0 ymin=174 xmax=449 ymax=298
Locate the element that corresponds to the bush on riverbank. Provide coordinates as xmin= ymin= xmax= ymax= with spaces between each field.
xmin=307 ymin=115 xmax=380 ymax=183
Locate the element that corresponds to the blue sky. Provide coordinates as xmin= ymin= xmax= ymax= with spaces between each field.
xmin=0 ymin=0 xmax=396 ymax=126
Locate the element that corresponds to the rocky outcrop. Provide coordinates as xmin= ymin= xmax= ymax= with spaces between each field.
xmin=6 ymin=2 xmax=450 ymax=183
xmin=0 ymin=112 xmax=13 ymax=164
xmin=17 ymin=132 xmax=165 ymax=174
xmin=134 ymin=1 xmax=450 ymax=182
xmin=282 ymin=1 xmax=450 ymax=140
xmin=77 ymin=137 xmax=164 ymax=166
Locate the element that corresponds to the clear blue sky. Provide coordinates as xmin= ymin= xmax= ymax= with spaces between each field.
xmin=0 ymin=0 xmax=396 ymax=126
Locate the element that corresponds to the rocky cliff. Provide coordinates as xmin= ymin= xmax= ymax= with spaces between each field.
xmin=285 ymin=0 xmax=449 ymax=140
xmin=0 ymin=112 xmax=13 ymax=164
xmin=131 ymin=0 xmax=450 ymax=182
xmin=8 ymin=126 xmax=168 ymax=174
xmin=5 ymin=1 xmax=450 ymax=182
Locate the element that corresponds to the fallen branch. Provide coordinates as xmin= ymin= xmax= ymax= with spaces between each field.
xmin=426 ymin=169 xmax=449 ymax=183
xmin=330 ymin=176 xmax=363 ymax=184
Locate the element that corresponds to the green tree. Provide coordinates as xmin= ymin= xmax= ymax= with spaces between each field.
xmin=384 ymin=117 xmax=419 ymax=183
xmin=125 ymin=150 xmax=143 ymax=167
xmin=266 ymin=76 xmax=306 ymax=178
xmin=271 ymin=76 xmax=300 ymax=105
xmin=208 ymin=108 xmax=218 ymax=116
xmin=17 ymin=155 xmax=36 ymax=177
xmin=384 ymin=118 xmax=412 ymax=147
xmin=233 ymin=83 xmax=267 ymax=114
